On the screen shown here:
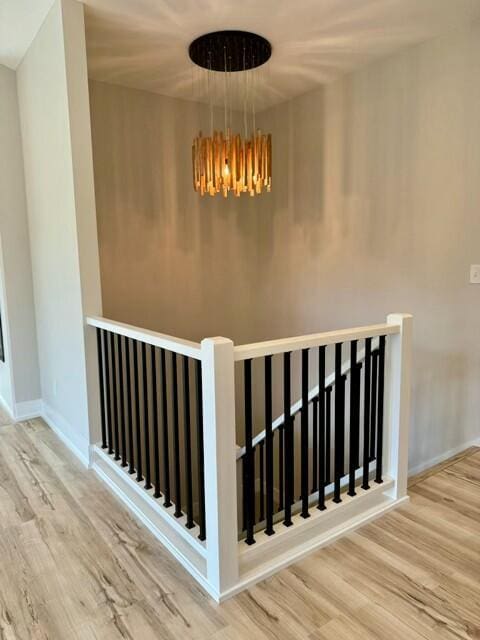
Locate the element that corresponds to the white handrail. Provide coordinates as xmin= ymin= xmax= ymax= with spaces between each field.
xmin=235 ymin=337 xmax=380 ymax=460
xmin=86 ymin=316 xmax=202 ymax=360
xmin=233 ymin=322 xmax=399 ymax=361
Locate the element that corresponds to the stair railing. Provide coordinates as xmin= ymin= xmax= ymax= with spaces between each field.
xmin=87 ymin=313 xmax=412 ymax=602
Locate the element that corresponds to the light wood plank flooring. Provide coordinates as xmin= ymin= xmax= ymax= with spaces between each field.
xmin=0 ymin=419 xmax=479 ymax=639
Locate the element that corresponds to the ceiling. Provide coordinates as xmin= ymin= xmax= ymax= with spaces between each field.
xmin=1 ymin=0 xmax=480 ymax=108
xmin=0 ymin=0 xmax=55 ymax=69
xmin=84 ymin=0 xmax=480 ymax=110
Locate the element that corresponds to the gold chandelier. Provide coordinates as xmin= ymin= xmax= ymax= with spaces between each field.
xmin=189 ymin=31 xmax=272 ymax=198
xmin=192 ymin=130 xmax=271 ymax=197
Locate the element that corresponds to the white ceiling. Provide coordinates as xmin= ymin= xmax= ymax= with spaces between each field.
xmin=84 ymin=0 xmax=480 ymax=109
xmin=1 ymin=0 xmax=480 ymax=108
xmin=0 ymin=0 xmax=55 ymax=69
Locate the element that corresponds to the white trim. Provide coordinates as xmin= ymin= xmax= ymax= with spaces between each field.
xmin=409 ymin=438 xmax=480 ymax=477
xmin=93 ymin=446 xmax=206 ymax=555
xmin=91 ymin=446 xmax=218 ymax=599
xmin=41 ymin=402 xmax=90 ymax=468
xmin=0 ymin=393 xmax=14 ymax=422
xmin=234 ymin=322 xmax=400 ymax=361
xmin=220 ymin=489 xmax=408 ymax=602
xmin=14 ymin=399 xmax=42 ymax=421
xmin=86 ymin=316 xmax=201 ymax=360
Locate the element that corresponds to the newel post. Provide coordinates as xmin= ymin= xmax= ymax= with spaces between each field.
xmin=201 ymin=337 xmax=239 ymax=599
xmin=385 ymin=313 xmax=413 ymax=499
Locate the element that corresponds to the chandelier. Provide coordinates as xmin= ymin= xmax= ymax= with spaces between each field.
xmin=189 ymin=31 xmax=272 ymax=198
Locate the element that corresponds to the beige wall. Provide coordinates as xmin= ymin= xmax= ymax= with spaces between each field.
xmin=0 ymin=64 xmax=40 ymax=415
xmin=90 ymin=21 xmax=480 ymax=471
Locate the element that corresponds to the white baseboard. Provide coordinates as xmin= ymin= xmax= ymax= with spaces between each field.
xmin=41 ymin=402 xmax=90 ymax=468
xmin=14 ymin=399 xmax=43 ymax=422
xmin=0 ymin=393 xmax=14 ymax=422
xmin=408 ymin=437 xmax=480 ymax=477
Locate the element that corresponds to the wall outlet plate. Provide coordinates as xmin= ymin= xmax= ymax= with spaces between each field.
xmin=470 ymin=265 xmax=480 ymax=284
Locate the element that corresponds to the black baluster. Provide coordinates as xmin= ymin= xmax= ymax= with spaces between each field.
xmin=283 ymin=352 xmax=293 ymax=527
xmin=318 ymin=346 xmax=326 ymax=510
xmin=333 ymin=343 xmax=343 ymax=503
xmin=103 ymin=331 xmax=113 ymax=454
xmin=301 ymin=348 xmax=310 ymax=518
xmin=312 ymin=397 xmax=318 ymax=493
xmin=362 ymin=337 xmax=372 ymax=490
xmin=171 ymin=352 xmax=182 ymax=517
xmin=244 ymin=359 xmax=255 ymax=545
xmin=133 ymin=340 xmax=143 ymax=482
xmin=278 ymin=425 xmax=284 ymax=512
xmin=242 ymin=456 xmax=247 ymax=533
xmin=117 ymin=334 xmax=127 ymax=467
xmin=141 ymin=343 xmax=151 ymax=490
xmin=125 ymin=338 xmax=135 ymax=474
xmin=183 ymin=356 xmax=194 ymax=528
xmin=348 ymin=340 xmax=359 ymax=496
xmin=160 ymin=349 xmax=171 ymax=507
xmin=96 ymin=329 xmax=108 ymax=449
xmin=110 ymin=332 xmax=120 ymax=461
xmin=195 ymin=360 xmax=206 ymax=540
xmin=259 ymin=441 xmax=265 ymax=523
xmin=325 ymin=386 xmax=332 ymax=486
xmin=151 ymin=346 xmax=161 ymax=498
xmin=375 ymin=336 xmax=386 ymax=484
xmin=264 ymin=355 xmax=274 ymax=535
xmin=370 ymin=349 xmax=378 ymax=462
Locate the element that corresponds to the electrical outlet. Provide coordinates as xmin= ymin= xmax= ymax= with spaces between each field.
xmin=470 ymin=265 xmax=480 ymax=284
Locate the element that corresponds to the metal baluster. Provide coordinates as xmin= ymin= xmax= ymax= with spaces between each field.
xmin=333 ymin=343 xmax=343 ymax=503
xmin=244 ymin=359 xmax=255 ymax=545
xmin=151 ymin=346 xmax=161 ymax=498
xmin=160 ymin=349 xmax=171 ymax=507
xmin=301 ymin=348 xmax=310 ymax=518
xmin=264 ymin=355 xmax=274 ymax=535
xmin=348 ymin=340 xmax=359 ymax=496
xmin=117 ymin=334 xmax=127 ymax=467
xmin=171 ymin=352 xmax=182 ymax=517
xmin=278 ymin=425 xmax=284 ymax=512
xmin=104 ymin=331 xmax=113 ymax=454
xmin=110 ymin=332 xmax=120 ymax=461
xmin=125 ymin=338 xmax=135 ymax=474
xmin=141 ymin=343 xmax=151 ymax=490
xmin=370 ymin=349 xmax=378 ymax=461
xmin=312 ymin=397 xmax=318 ymax=493
xmin=362 ymin=337 xmax=372 ymax=490
xmin=96 ymin=329 xmax=107 ymax=450
xmin=325 ymin=386 xmax=332 ymax=486
xmin=283 ymin=352 xmax=293 ymax=527
xmin=259 ymin=441 xmax=265 ymax=523
xmin=133 ymin=340 xmax=143 ymax=482
xmin=318 ymin=346 xmax=326 ymax=510
xmin=195 ymin=360 xmax=206 ymax=540
xmin=375 ymin=336 xmax=386 ymax=484
xmin=183 ymin=356 xmax=194 ymax=528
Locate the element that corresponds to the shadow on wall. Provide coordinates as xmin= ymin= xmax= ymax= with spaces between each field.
xmin=90 ymin=20 xmax=480 ymax=470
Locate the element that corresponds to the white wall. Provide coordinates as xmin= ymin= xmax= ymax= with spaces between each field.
xmin=259 ymin=21 xmax=480 ymax=471
xmin=0 ymin=64 xmax=40 ymax=418
xmin=91 ymin=21 xmax=480 ymax=473
xmin=17 ymin=0 xmax=102 ymax=462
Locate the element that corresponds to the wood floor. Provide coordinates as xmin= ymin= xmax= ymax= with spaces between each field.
xmin=0 ymin=420 xmax=479 ymax=640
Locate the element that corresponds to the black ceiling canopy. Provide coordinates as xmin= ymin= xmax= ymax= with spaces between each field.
xmin=188 ymin=30 xmax=272 ymax=72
